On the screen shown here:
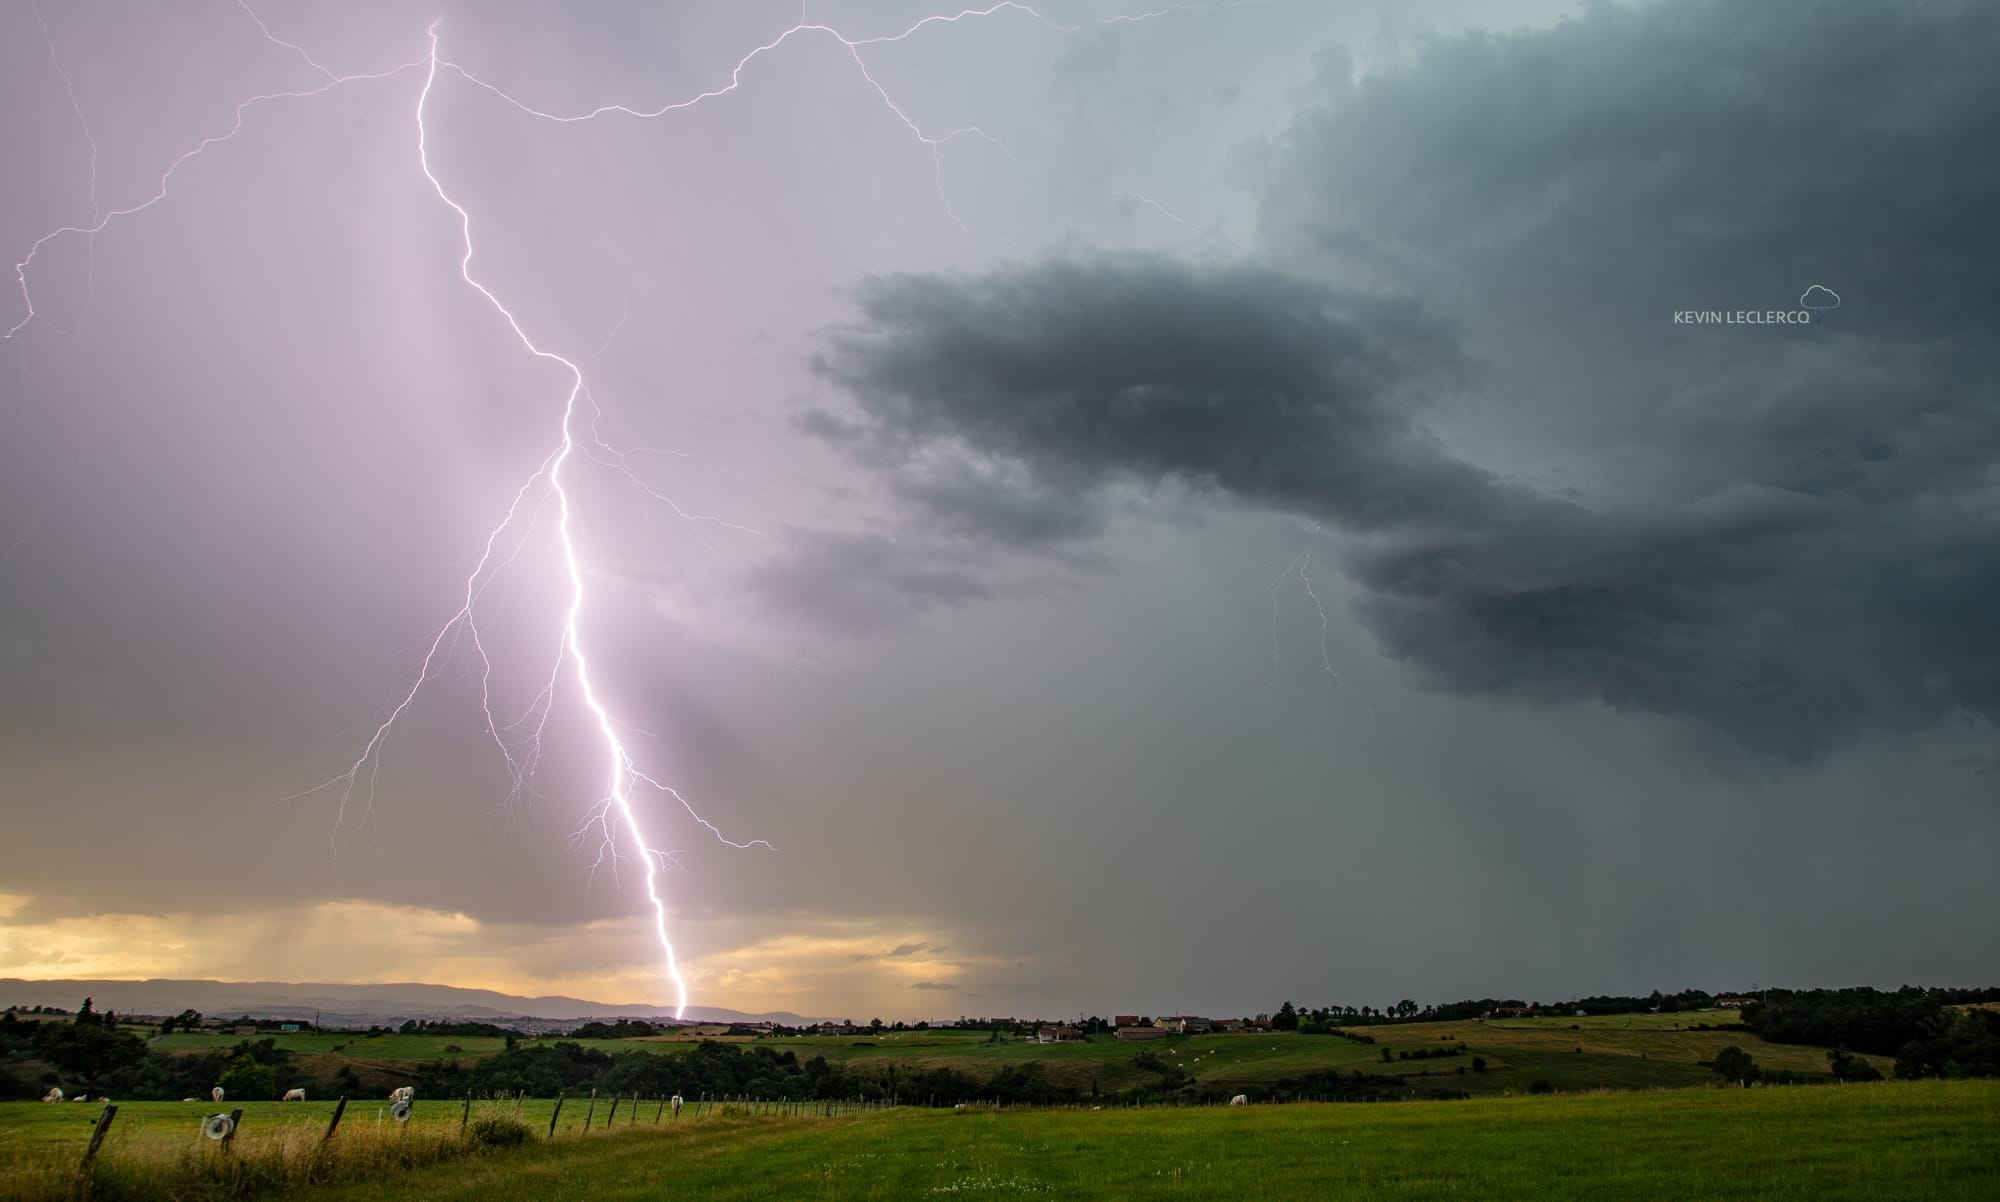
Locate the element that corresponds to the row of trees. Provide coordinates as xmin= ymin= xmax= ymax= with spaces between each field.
xmin=1740 ymin=987 xmax=2000 ymax=1058
xmin=1268 ymin=989 xmax=1727 ymax=1029
xmin=408 ymin=1040 xmax=1097 ymax=1107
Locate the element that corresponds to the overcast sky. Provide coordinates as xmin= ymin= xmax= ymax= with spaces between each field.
xmin=2 ymin=0 xmax=1995 ymax=1022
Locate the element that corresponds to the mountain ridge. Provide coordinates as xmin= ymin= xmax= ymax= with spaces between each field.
xmin=0 ymin=978 xmax=830 ymax=1027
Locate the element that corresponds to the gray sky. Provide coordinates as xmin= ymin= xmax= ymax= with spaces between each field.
xmin=2 ymin=0 xmax=1995 ymax=1021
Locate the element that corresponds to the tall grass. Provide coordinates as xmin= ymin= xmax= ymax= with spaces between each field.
xmin=1 ymin=1101 xmax=534 ymax=1202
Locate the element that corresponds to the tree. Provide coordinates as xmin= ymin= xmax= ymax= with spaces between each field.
xmin=1710 ymin=1046 xmax=1761 ymax=1088
xmin=218 ymin=1053 xmax=277 ymax=1101
xmin=73 ymin=998 xmax=99 ymax=1028
xmin=1826 ymin=1047 xmax=1882 ymax=1082
xmin=334 ymin=1065 xmax=363 ymax=1097
xmin=1471 ymin=1057 xmax=1487 ymax=1073
xmin=1273 ymin=1002 xmax=1299 ymax=1031
xmin=34 ymin=1020 xmax=145 ymax=1087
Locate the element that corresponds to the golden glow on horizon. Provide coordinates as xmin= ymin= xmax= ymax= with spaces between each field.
xmin=0 ymin=897 xmax=993 ymax=1017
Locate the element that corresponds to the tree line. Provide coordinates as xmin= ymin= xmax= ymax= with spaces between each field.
xmin=1741 ymin=987 xmax=2000 ymax=1078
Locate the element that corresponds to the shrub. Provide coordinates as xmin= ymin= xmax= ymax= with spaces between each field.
xmin=1527 ymin=1079 xmax=1555 ymax=1094
xmin=468 ymin=1116 xmax=532 ymax=1148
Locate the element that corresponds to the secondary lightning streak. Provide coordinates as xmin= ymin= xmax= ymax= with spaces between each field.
xmin=437 ymin=0 xmax=1261 ymax=238
xmin=5 ymin=59 xmax=424 ymax=341
xmin=1269 ymin=545 xmax=1377 ymax=720
xmin=233 ymin=0 xmax=339 ymax=83
xmin=28 ymin=1 xmax=100 ymax=340
xmin=1270 ymin=552 xmax=1335 ymax=677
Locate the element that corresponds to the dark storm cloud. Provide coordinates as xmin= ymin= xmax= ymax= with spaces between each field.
xmin=803 ymin=0 xmax=2000 ymax=760
xmin=811 ymin=257 xmax=1478 ymax=532
xmin=1261 ymin=0 xmax=2000 ymax=347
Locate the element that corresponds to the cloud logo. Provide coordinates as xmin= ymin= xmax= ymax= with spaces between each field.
xmin=1800 ymin=284 xmax=1841 ymax=321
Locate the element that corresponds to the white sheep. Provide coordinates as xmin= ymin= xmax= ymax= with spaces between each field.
xmin=42 ymin=1088 xmax=63 ymax=1103
xmin=72 ymin=1094 xmax=90 ymax=1102
xmin=212 ymin=1086 xmax=225 ymax=1102
xmin=388 ymin=1086 xmax=414 ymax=1103
xmin=1229 ymin=1094 xmax=1248 ymax=1106
xmin=670 ymin=1094 xmax=683 ymax=1118
xmin=283 ymin=1088 xmax=306 ymax=1101
xmin=183 ymin=1097 xmax=202 ymax=1103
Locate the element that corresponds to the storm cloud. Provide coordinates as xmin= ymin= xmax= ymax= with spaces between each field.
xmin=804 ymin=0 xmax=2000 ymax=760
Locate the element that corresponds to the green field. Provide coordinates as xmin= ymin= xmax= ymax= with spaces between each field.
xmin=7 ymin=1080 xmax=1990 ymax=1201
xmin=83 ymin=1009 xmax=1894 ymax=1102
xmin=148 ymin=1033 xmax=513 ymax=1060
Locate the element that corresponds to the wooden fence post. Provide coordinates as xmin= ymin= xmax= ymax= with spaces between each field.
xmin=222 ymin=1108 xmax=244 ymax=1150
xmin=548 ymin=1092 xmax=565 ymax=1139
xmin=582 ymin=1088 xmax=598 ymax=1133
xmin=78 ymin=1103 xmax=117 ymax=1176
xmin=323 ymin=1096 xmax=348 ymax=1142
xmin=461 ymin=1095 xmax=473 ymax=1133
xmin=606 ymin=1095 xmax=621 ymax=1127
xmin=654 ymin=1094 xmax=666 ymax=1124
xmin=631 ymin=1092 xmax=640 ymax=1125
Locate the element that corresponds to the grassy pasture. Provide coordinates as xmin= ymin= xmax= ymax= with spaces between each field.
xmin=149 ymin=1033 xmax=512 ymax=1060
xmin=138 ymin=1011 xmax=1888 ymax=1101
xmin=8 ymin=1079 xmax=1982 ymax=1201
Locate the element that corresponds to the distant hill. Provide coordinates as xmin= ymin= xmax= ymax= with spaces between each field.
xmin=0 ymin=978 xmax=827 ymax=1028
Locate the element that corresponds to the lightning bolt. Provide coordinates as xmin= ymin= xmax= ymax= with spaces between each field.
xmin=1269 ymin=540 xmax=1377 ymax=721
xmin=1270 ymin=551 xmax=1334 ymax=678
xmin=5 ymin=0 xmax=1261 ymax=1022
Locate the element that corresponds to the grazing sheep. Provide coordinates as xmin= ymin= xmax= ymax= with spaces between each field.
xmin=1229 ymin=1094 xmax=1249 ymax=1106
xmin=670 ymin=1094 xmax=683 ymax=1118
xmin=183 ymin=1098 xmax=202 ymax=1103
xmin=42 ymin=1088 xmax=63 ymax=1103
xmin=72 ymin=1094 xmax=90 ymax=1102
xmin=388 ymin=1086 xmax=414 ymax=1103
xmin=283 ymin=1088 xmax=306 ymax=1101
xmin=953 ymin=1103 xmax=966 ymax=1111
xmin=212 ymin=1086 xmax=225 ymax=1102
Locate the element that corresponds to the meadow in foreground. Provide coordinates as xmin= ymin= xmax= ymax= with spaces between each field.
xmin=6 ymin=1078 xmax=1992 ymax=1201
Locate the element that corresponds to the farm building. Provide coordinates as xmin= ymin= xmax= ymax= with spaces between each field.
xmin=1114 ymin=1025 xmax=1169 ymax=1041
